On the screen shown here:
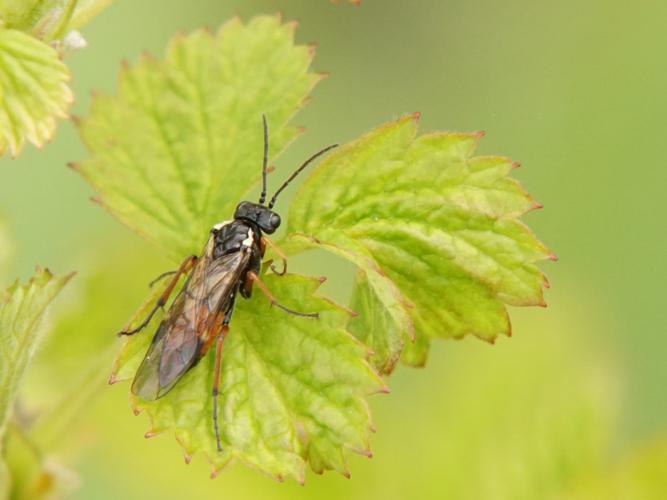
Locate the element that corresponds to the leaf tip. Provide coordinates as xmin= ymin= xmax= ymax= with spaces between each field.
xmin=548 ymin=253 xmax=559 ymax=262
xmin=107 ymin=373 xmax=117 ymax=385
xmin=483 ymin=335 xmax=497 ymax=345
xmin=512 ymin=161 xmax=522 ymax=169
xmin=33 ymin=265 xmax=50 ymax=277
xmin=184 ymin=453 xmax=192 ymax=465
xmin=144 ymin=430 xmax=160 ymax=439
xmin=139 ymin=50 xmax=156 ymax=62
xmin=475 ymin=130 xmax=486 ymax=139
xmin=411 ymin=111 xmax=421 ymax=121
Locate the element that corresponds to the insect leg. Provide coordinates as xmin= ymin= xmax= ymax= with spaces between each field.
xmin=148 ymin=270 xmax=177 ymax=288
xmin=212 ymin=294 xmax=236 ymax=453
xmin=247 ymin=271 xmax=319 ymax=318
xmin=261 ymin=237 xmax=287 ymax=276
xmin=118 ymin=255 xmax=198 ymax=336
xmin=212 ymin=324 xmax=228 ymax=453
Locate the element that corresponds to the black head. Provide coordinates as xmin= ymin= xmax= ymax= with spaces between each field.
xmin=234 ymin=201 xmax=281 ymax=234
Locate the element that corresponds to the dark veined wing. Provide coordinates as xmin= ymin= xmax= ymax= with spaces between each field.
xmin=131 ymin=247 xmax=251 ymax=400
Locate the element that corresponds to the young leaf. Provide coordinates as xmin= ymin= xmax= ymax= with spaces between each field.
xmin=0 ymin=268 xmax=74 ymax=441
xmin=74 ymin=15 xmax=321 ymax=261
xmin=0 ymin=0 xmax=110 ymax=41
xmin=285 ymin=114 xmax=553 ymax=372
xmin=111 ymin=273 xmax=384 ymax=482
xmin=0 ymin=28 xmax=72 ymax=157
xmin=63 ymin=0 xmax=112 ymax=34
xmin=0 ymin=268 xmax=73 ymax=498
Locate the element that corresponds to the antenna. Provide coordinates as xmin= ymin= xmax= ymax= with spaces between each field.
xmin=268 ymin=144 xmax=338 ymax=209
xmin=258 ymin=114 xmax=269 ymax=205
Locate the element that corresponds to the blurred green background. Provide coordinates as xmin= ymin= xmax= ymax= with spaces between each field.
xmin=1 ymin=0 xmax=666 ymax=498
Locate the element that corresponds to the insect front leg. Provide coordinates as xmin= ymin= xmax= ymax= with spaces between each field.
xmin=118 ymin=255 xmax=198 ymax=336
xmin=148 ymin=270 xmax=177 ymax=288
xmin=246 ymin=271 xmax=319 ymax=318
xmin=261 ymin=237 xmax=288 ymax=276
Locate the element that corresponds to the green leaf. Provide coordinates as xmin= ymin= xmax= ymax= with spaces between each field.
xmin=0 ymin=28 xmax=72 ymax=157
xmin=348 ymin=269 xmax=405 ymax=374
xmin=67 ymin=0 xmax=112 ymax=32
xmin=111 ymin=273 xmax=384 ymax=482
xmin=0 ymin=268 xmax=73 ymax=439
xmin=74 ymin=15 xmax=321 ymax=262
xmin=285 ymin=114 xmax=553 ymax=372
xmin=76 ymin=16 xmax=385 ymax=480
xmin=0 ymin=0 xmax=111 ymax=41
xmin=0 ymin=268 xmax=73 ymax=498
xmin=0 ymin=0 xmax=108 ymax=158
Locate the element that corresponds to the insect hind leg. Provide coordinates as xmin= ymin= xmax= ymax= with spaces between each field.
xmin=212 ymin=326 xmax=227 ymax=453
xmin=212 ymin=294 xmax=236 ymax=453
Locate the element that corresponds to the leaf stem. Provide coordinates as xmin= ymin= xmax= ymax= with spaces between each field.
xmin=49 ymin=0 xmax=79 ymax=41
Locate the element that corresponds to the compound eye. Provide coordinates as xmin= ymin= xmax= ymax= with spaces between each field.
xmin=269 ymin=213 xmax=281 ymax=229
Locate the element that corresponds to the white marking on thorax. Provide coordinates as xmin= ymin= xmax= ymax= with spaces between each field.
xmin=242 ymin=227 xmax=254 ymax=247
xmin=212 ymin=220 xmax=231 ymax=231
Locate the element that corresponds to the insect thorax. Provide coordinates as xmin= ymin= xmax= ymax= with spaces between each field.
xmin=211 ymin=220 xmax=259 ymax=259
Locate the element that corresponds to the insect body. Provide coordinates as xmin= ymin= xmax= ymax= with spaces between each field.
xmin=119 ymin=116 xmax=337 ymax=451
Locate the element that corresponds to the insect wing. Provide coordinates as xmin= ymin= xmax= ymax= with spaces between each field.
xmin=131 ymin=249 xmax=250 ymax=400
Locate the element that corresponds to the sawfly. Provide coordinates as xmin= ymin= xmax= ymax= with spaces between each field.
xmin=118 ymin=116 xmax=338 ymax=452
